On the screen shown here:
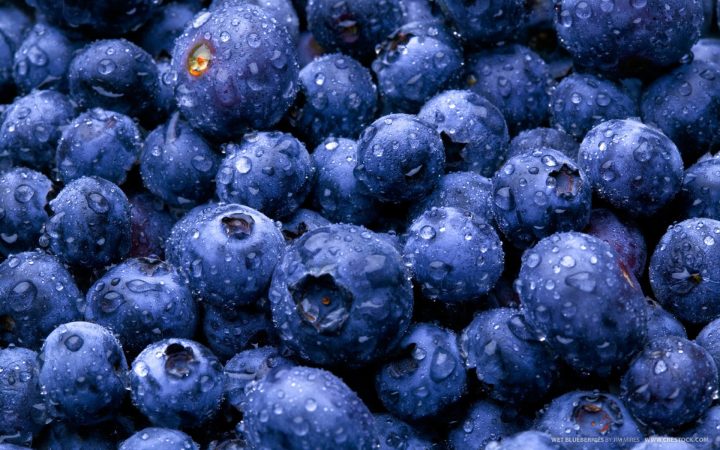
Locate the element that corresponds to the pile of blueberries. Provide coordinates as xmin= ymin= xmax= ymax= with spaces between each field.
xmin=5 ymin=0 xmax=720 ymax=449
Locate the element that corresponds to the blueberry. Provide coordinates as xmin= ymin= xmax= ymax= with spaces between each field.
xmin=136 ymin=1 xmax=203 ymax=60
xmin=578 ymin=119 xmax=684 ymax=217
xmin=418 ymin=90 xmax=510 ymax=177
xmin=0 ymin=251 xmax=82 ymax=349
xmin=45 ymin=176 xmax=132 ymax=268
xmin=630 ymin=441 xmax=695 ymax=450
xmin=296 ymin=31 xmax=326 ymax=68
xmin=280 ymin=208 xmax=331 ymax=242
xmin=649 ymin=218 xmax=720 ymax=324
xmin=128 ymin=192 xmax=175 ymax=259
xmin=692 ymin=38 xmax=720 ymax=68
xmin=141 ymin=113 xmax=220 ymax=207
xmin=12 ymin=24 xmax=80 ymax=94
xmin=39 ymin=321 xmax=128 ymax=425
xmin=465 ymin=45 xmax=551 ymax=134
xmin=56 ymin=108 xmax=142 ymax=185
xmin=355 ymin=114 xmax=445 ymax=203
xmin=555 ymin=0 xmax=704 ymax=75
xmin=492 ymin=149 xmax=592 ymax=249
xmin=0 ymin=4 xmax=31 ymax=97
xmin=34 ymin=422 xmax=120 ymax=450
xmin=372 ymin=21 xmax=463 ymax=114
xmin=306 ymin=0 xmax=403 ymax=61
xmin=536 ymin=391 xmax=643 ymax=450
xmin=166 ymin=203 xmax=285 ymax=312
xmin=243 ymin=365 xmax=377 ymax=449
xmin=85 ymin=257 xmax=197 ymax=356
xmin=697 ymin=317 xmax=720 ymax=381
xmin=680 ymin=405 xmax=720 ymax=450
xmin=507 ymin=127 xmax=580 ymax=161
xmin=399 ymin=0 xmax=443 ymax=25
xmin=485 ymin=431 xmax=561 ymax=450
xmin=460 ymin=308 xmax=558 ymax=404
xmin=518 ymin=232 xmax=647 ymax=375
xmin=641 ymin=60 xmax=720 ymax=161
xmin=550 ymin=73 xmax=638 ymax=140
xmin=0 ymin=168 xmax=52 ymax=257
xmin=215 ymin=131 xmax=314 ymax=219
xmin=68 ymin=39 xmax=159 ymax=117
xmin=621 ymin=336 xmax=718 ymax=429
xmin=584 ymin=208 xmax=647 ymax=279
xmin=210 ymin=0 xmax=300 ymax=43
xmin=224 ymin=346 xmax=294 ymax=412
xmin=202 ymin=305 xmax=277 ymax=361
xmin=374 ymin=413 xmax=433 ymax=450
xmin=119 ymin=428 xmax=200 ymax=450
xmin=404 ymin=207 xmax=504 ymax=302
xmin=679 ymin=154 xmax=720 ymax=220
xmin=0 ymin=347 xmax=44 ymax=446
xmin=447 ymin=400 xmax=520 ymax=450
xmin=439 ymin=0 xmax=528 ymax=45
xmin=311 ymin=137 xmax=379 ymax=226
xmin=130 ymin=338 xmax=225 ymax=428
xmin=0 ymin=445 xmax=30 ymax=450
xmin=288 ymin=53 xmax=377 ymax=147
xmin=645 ymin=299 xmax=687 ymax=342
xmin=154 ymin=60 xmax=178 ymax=117
xmin=376 ymin=323 xmax=466 ymax=420
xmin=0 ymin=90 xmax=75 ymax=171
xmin=409 ymin=171 xmax=494 ymax=226
xmin=269 ymin=224 xmax=413 ymax=366
xmin=171 ymin=4 xmax=299 ymax=140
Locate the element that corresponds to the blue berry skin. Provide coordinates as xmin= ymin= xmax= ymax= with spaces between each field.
xmin=281 ymin=208 xmax=331 ymax=242
xmin=578 ymin=119 xmax=684 ymax=217
xmin=12 ymin=24 xmax=80 ymax=94
xmin=0 ymin=168 xmax=52 ymax=257
xmin=460 ymin=308 xmax=558 ymax=404
xmin=0 ymin=4 xmax=31 ymax=96
xmin=585 ymin=208 xmax=647 ymax=280
xmin=0 ymin=251 xmax=82 ymax=350
xmin=306 ymin=0 xmax=403 ymax=61
xmin=355 ymin=114 xmax=445 ymax=203
xmin=372 ymin=22 xmax=463 ymax=114
xmin=399 ymin=0 xmax=443 ymax=25
xmin=216 ymin=131 xmax=315 ymax=219
xmin=269 ymin=224 xmax=413 ymax=367
xmin=649 ymin=218 xmax=720 ymax=324
xmin=0 ymin=347 xmax=44 ymax=446
xmin=34 ymin=422 xmax=119 ymax=450
xmin=376 ymin=323 xmax=467 ymax=420
xmin=141 ymin=113 xmax=220 ymax=207
xmin=203 ymin=305 xmax=277 ymax=361
xmin=119 ymin=428 xmax=200 ymax=450
xmin=550 ymin=73 xmax=638 ymax=140
xmin=645 ymin=299 xmax=687 ymax=342
xmin=311 ymin=137 xmax=380 ymax=226
xmin=681 ymin=405 xmax=720 ymax=450
xmin=211 ymin=0 xmax=300 ymax=43
xmin=485 ymin=431 xmax=562 ymax=450
xmin=492 ymin=149 xmax=592 ymax=250
xmin=621 ymin=336 xmax=718 ymax=429
xmin=25 ymin=0 xmax=160 ymax=36
xmin=679 ymin=154 xmax=720 ymax=220
xmin=518 ymin=232 xmax=647 ymax=376
xmin=555 ymin=0 xmax=704 ymax=76
xmin=536 ymin=391 xmax=643 ymax=450
xmin=630 ymin=441 xmax=695 ymax=450
xmin=374 ymin=414 xmax=433 ymax=450
xmin=508 ymin=127 xmax=580 ymax=161
xmin=697 ymin=317 xmax=720 ymax=377
xmin=224 ymin=346 xmax=294 ymax=412
xmin=68 ymin=39 xmax=159 ymax=117
xmin=409 ymin=171 xmax=494 ymax=223
xmin=136 ymin=1 xmax=203 ymax=60
xmin=642 ymin=61 xmax=720 ymax=161
xmin=465 ymin=45 xmax=551 ymax=134
xmin=85 ymin=257 xmax=198 ymax=356
xmin=45 ymin=177 xmax=131 ymax=268
xmin=166 ymin=203 xmax=285 ymax=312
xmin=692 ymin=38 xmax=720 ymax=68
xmin=418 ymin=90 xmax=510 ymax=177
xmin=288 ymin=53 xmax=377 ymax=147
xmin=436 ymin=0 xmax=527 ymax=46
xmin=38 ymin=321 xmax=129 ymax=426
xmin=243 ymin=365 xmax=377 ymax=450
xmin=56 ymin=108 xmax=142 ymax=185
xmin=404 ymin=207 xmax=504 ymax=303
xmin=172 ymin=5 xmax=299 ymax=141
xmin=155 ymin=60 xmax=178 ymax=117
xmin=0 ymin=90 xmax=75 ymax=171
xmin=130 ymin=338 xmax=225 ymax=429
xmin=448 ymin=400 xmax=520 ymax=450
xmin=129 ymin=192 xmax=175 ymax=259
